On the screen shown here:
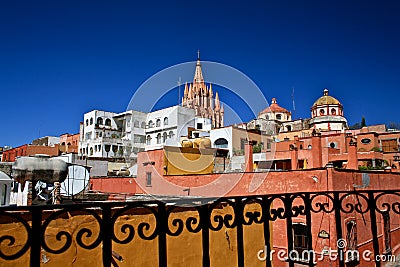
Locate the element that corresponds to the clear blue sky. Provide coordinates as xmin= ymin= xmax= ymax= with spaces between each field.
xmin=1 ymin=0 xmax=399 ymax=147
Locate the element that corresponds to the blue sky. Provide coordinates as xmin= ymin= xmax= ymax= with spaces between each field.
xmin=1 ymin=0 xmax=399 ymax=147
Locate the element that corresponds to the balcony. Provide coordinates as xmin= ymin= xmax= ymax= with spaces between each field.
xmin=0 ymin=190 xmax=399 ymax=266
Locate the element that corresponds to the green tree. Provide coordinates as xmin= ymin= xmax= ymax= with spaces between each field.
xmin=361 ymin=116 xmax=366 ymax=127
xmin=349 ymin=122 xmax=361 ymax=130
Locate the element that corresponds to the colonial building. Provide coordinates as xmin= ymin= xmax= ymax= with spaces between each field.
xmin=114 ymin=110 xmax=147 ymax=159
xmin=309 ymin=88 xmax=348 ymax=131
xmin=78 ymin=110 xmax=147 ymax=160
xmin=144 ymin=106 xmax=195 ymax=151
xmin=249 ymin=88 xmax=348 ymax=137
xmin=182 ymin=55 xmax=224 ymax=129
xmin=59 ymin=133 xmax=80 ymax=153
xmin=79 ymin=110 xmax=123 ymax=159
xmin=247 ymin=97 xmax=294 ymax=135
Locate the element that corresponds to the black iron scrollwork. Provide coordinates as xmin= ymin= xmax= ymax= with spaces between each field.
xmin=41 ymin=208 xmax=102 ymax=253
xmin=208 ymin=199 xmax=236 ymax=231
xmin=0 ymin=212 xmax=31 ymax=260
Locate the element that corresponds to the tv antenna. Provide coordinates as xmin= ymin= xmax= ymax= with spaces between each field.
xmin=292 ymin=87 xmax=296 ymax=119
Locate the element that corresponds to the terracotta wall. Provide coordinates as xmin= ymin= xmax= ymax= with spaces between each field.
xmin=90 ymin=177 xmax=140 ymax=194
xmin=2 ymin=145 xmax=60 ymax=162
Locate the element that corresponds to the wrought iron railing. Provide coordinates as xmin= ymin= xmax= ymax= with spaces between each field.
xmin=0 ymin=190 xmax=399 ymax=267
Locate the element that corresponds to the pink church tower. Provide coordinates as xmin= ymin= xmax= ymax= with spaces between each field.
xmin=182 ymin=52 xmax=224 ymax=128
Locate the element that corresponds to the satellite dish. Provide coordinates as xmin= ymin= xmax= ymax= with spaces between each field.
xmin=60 ymin=165 xmax=90 ymax=196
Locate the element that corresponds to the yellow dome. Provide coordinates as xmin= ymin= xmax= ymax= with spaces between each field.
xmin=313 ymin=89 xmax=341 ymax=106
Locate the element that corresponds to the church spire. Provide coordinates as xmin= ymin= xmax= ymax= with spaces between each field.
xmin=215 ymin=92 xmax=220 ymax=110
xmin=184 ymin=83 xmax=188 ymax=97
xmin=193 ymin=51 xmax=204 ymax=83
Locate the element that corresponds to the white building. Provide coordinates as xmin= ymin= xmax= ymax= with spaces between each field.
xmin=79 ymin=110 xmax=124 ymax=158
xmin=145 ymin=106 xmax=195 ymax=150
xmin=210 ymin=126 xmax=234 ymax=157
xmin=114 ymin=110 xmax=147 ymax=158
xmin=79 ymin=106 xmax=198 ymax=158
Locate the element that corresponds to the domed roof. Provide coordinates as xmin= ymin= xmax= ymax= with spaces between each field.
xmin=313 ymin=89 xmax=341 ymax=106
xmin=260 ymin=98 xmax=291 ymax=114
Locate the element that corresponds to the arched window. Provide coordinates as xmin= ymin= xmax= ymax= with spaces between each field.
xmin=104 ymin=145 xmax=111 ymax=153
xmin=168 ymin=131 xmax=174 ymax=139
xmin=164 ymin=117 xmax=168 ymax=126
xmin=134 ymin=120 xmax=139 ymax=127
xmin=156 ymin=119 xmax=161 ymax=127
xmin=265 ymin=115 xmax=269 ymax=120
xmin=86 ymin=119 xmax=89 ymax=126
xmin=89 ymin=147 xmax=93 ymax=156
xmin=61 ymin=142 xmax=66 ymax=146
xmin=163 ymin=132 xmax=167 ymax=143
xmin=141 ymin=122 xmax=146 ymax=128
xmin=287 ymin=126 xmax=292 ymax=132
xmin=331 ymin=108 xmax=336 ymax=115
xmin=148 ymin=120 xmax=154 ymax=128
xmin=105 ymin=118 xmax=111 ymax=126
xmin=276 ymin=114 xmax=282 ymax=120
xmin=156 ymin=133 xmax=161 ymax=144
xmin=319 ymin=109 xmax=325 ymax=115
xmin=146 ymin=135 xmax=151 ymax=145
xmin=95 ymin=146 xmax=98 ymax=152
xmin=67 ymin=142 xmax=71 ymax=146
xmin=214 ymin=138 xmax=228 ymax=148
xmin=97 ymin=117 xmax=103 ymax=125
xmin=90 ymin=118 xmax=93 ymax=125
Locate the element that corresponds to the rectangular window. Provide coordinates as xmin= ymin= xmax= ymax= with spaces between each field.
xmin=0 ymin=185 xmax=6 ymax=205
xmin=240 ymin=138 xmax=246 ymax=150
xmin=197 ymin=123 xmax=203 ymax=129
xmin=346 ymin=220 xmax=357 ymax=250
xmin=383 ymin=211 xmax=392 ymax=254
xmin=267 ymin=141 xmax=271 ymax=150
xmin=146 ymin=172 xmax=152 ymax=187
xmin=346 ymin=220 xmax=359 ymax=262
xmin=381 ymin=139 xmax=398 ymax=152
xmin=134 ymin=135 xmax=146 ymax=144
xmin=293 ymin=223 xmax=309 ymax=260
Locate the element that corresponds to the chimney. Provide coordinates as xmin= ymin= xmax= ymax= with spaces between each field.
xmin=244 ymin=140 xmax=254 ymax=172
xmin=347 ymin=138 xmax=358 ymax=170
xmin=311 ymin=131 xmax=322 ymax=168
xmin=290 ymin=144 xmax=298 ymax=170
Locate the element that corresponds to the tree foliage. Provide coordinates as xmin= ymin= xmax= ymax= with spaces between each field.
xmin=361 ymin=116 xmax=366 ymax=127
